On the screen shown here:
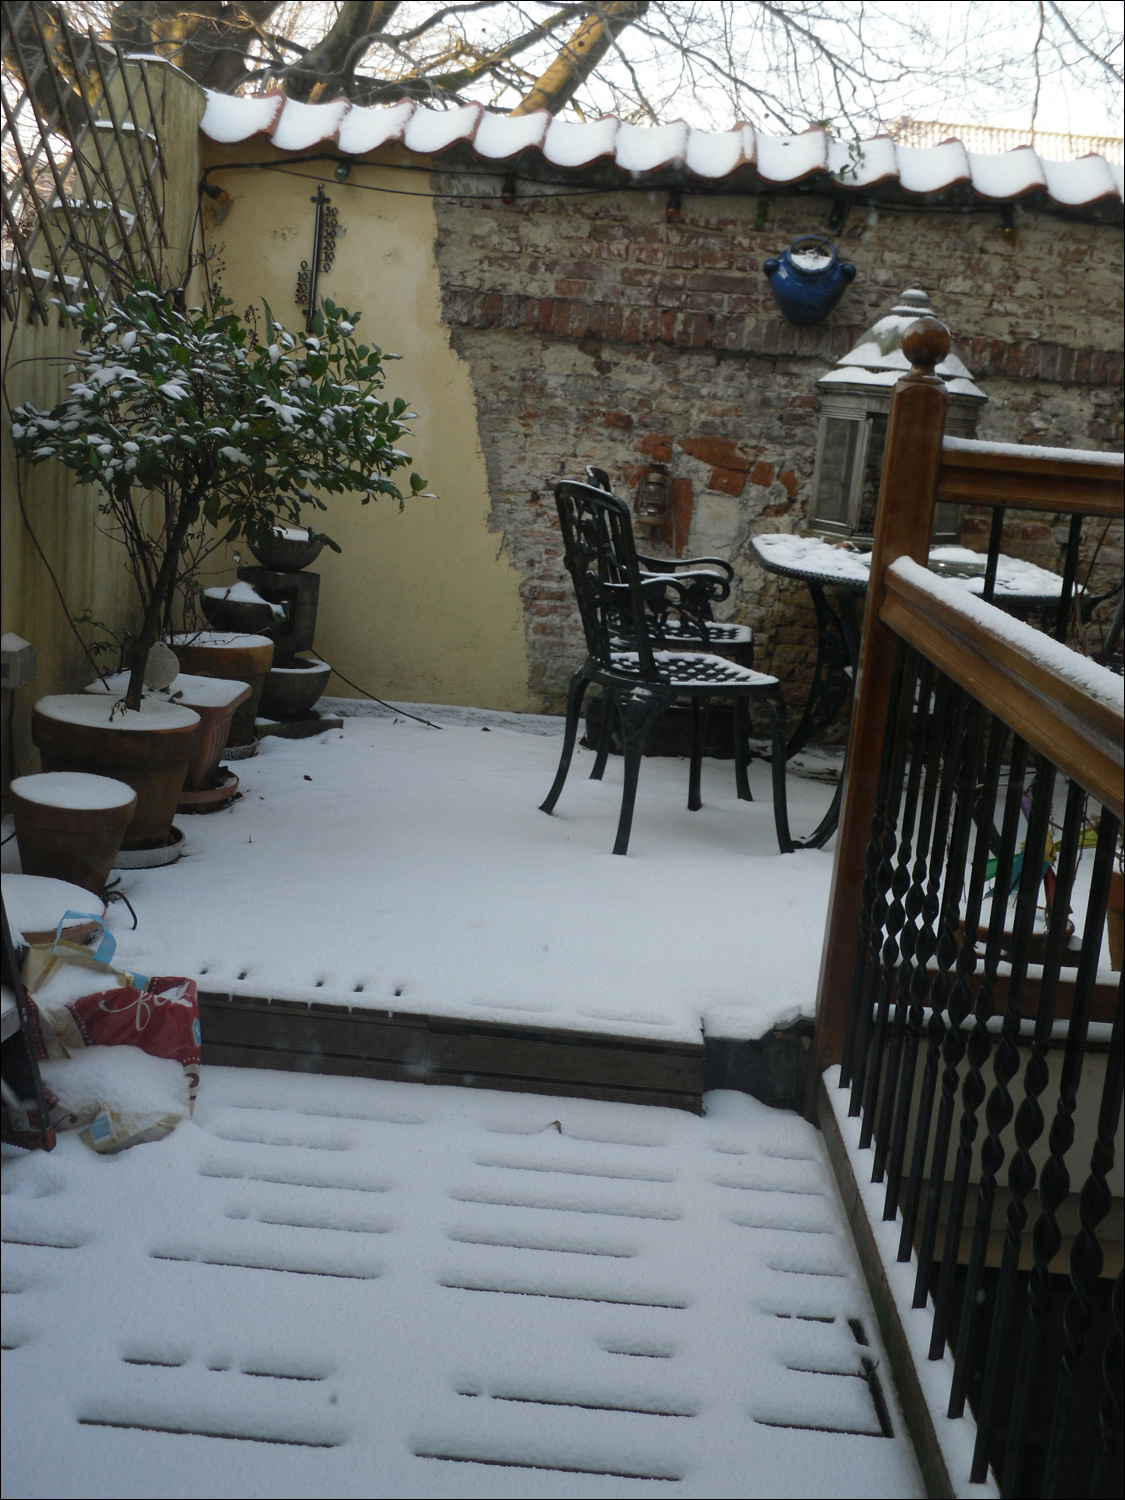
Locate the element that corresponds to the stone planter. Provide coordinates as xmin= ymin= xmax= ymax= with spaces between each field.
xmin=32 ymin=695 xmax=200 ymax=852
xmin=9 ymin=772 xmax=137 ymax=895
xmin=259 ymin=658 xmax=332 ymax=719
xmin=201 ymin=582 xmax=279 ymax=635
xmin=86 ymin=672 xmax=251 ymax=790
xmin=170 ymin=633 xmax=274 ymax=749
xmin=247 ymin=525 xmax=325 ymax=572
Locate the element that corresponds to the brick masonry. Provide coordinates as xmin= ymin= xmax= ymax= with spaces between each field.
xmin=432 ymin=182 xmax=1123 ymax=724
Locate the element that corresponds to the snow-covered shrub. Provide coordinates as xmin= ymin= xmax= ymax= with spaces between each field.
xmin=11 ymin=289 xmax=427 ymax=708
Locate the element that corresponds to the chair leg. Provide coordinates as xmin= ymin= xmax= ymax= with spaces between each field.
xmin=591 ymin=689 xmax=614 ymax=780
xmin=540 ymin=669 xmax=591 ymax=815
xmin=687 ymin=697 xmax=706 ymax=811
xmin=733 ymin=697 xmax=752 ymax=802
xmin=762 ymin=688 xmax=795 ymax=854
xmin=613 ymin=688 xmax=668 ymax=855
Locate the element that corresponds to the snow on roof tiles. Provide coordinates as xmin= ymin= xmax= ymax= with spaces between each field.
xmin=542 ymin=114 xmax=619 ymax=167
xmin=199 ymin=92 xmax=1124 ymax=209
xmin=402 ymin=100 xmax=482 ymax=155
xmin=337 ymin=97 xmax=414 ymax=155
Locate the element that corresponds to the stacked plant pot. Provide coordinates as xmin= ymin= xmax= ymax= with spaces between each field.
xmin=169 ymin=631 xmax=274 ymax=759
xmin=235 ymin=527 xmax=340 ymax=739
xmin=85 ymin=671 xmax=251 ymax=812
xmin=31 ymin=695 xmax=201 ymax=866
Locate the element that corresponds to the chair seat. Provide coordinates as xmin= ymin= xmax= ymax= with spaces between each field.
xmin=609 ymin=650 xmax=777 ymax=690
xmin=654 ymin=619 xmax=753 ymax=646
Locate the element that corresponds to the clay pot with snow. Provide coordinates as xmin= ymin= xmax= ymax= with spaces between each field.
xmin=32 ymin=695 xmax=200 ymax=852
xmin=85 ymin=672 xmax=251 ymax=792
xmin=170 ymin=632 xmax=274 ymax=751
xmin=201 ymin=581 xmax=281 ymax=635
xmin=247 ymin=524 xmax=325 ymax=573
xmin=259 ymin=657 xmax=333 ymax=719
xmin=9 ymin=772 xmax=137 ymax=896
xmin=1 ymin=872 xmax=107 ymax=945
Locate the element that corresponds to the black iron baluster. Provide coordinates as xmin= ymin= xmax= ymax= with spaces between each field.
xmin=873 ymin=659 xmax=945 ymax=1184
xmin=1042 ymin=967 xmax=1123 ymax=1498
xmin=860 ymin=652 xmax=931 ymax=1157
xmin=881 ymin=674 xmax=965 ymax=1216
xmin=924 ymin=712 xmax=1009 ymax=1332
xmin=849 ymin=645 xmax=919 ymax=1117
xmin=1000 ymin=811 xmax=1120 ymax=1494
xmin=1054 ymin=513 xmax=1083 ymax=644
xmin=1089 ymin=1266 xmax=1123 ymax=1499
xmin=896 ymin=688 xmax=983 ymax=1263
xmin=970 ymin=753 xmax=1058 ymax=1483
xmin=983 ymin=508 xmax=1004 ymax=606
xmin=841 ymin=641 xmax=908 ymax=1091
xmin=948 ymin=736 xmax=1031 ymax=1413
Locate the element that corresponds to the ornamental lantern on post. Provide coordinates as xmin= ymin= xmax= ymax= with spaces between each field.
xmin=808 ymin=286 xmax=986 ymax=543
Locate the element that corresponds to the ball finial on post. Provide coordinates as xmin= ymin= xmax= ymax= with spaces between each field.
xmin=901 ymin=315 xmax=952 ymax=374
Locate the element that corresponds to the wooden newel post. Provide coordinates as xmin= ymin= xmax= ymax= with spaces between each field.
xmin=807 ymin=318 xmax=951 ymax=1109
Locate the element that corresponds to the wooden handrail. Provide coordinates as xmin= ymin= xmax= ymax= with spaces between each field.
xmin=809 ymin=318 xmax=950 ymax=1092
xmin=880 ymin=559 xmax=1124 ymax=820
xmin=810 ymin=328 xmax=1124 ymax=1100
xmin=936 ymin=437 xmax=1124 ymax=516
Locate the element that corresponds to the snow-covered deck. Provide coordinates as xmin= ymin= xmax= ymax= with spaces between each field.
xmin=1 ymin=1069 xmax=923 ymax=1497
xmin=14 ymin=700 xmax=839 ymax=1048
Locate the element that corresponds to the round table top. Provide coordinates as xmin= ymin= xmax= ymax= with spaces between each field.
xmin=749 ymin=533 xmax=1070 ymax=603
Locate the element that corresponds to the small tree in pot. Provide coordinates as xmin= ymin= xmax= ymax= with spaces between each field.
xmin=12 ymin=289 xmax=427 ymax=709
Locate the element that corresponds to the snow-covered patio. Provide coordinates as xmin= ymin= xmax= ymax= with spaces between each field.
xmin=2 ymin=1068 xmax=923 ymax=1498
xmin=18 ymin=699 xmax=839 ymax=1048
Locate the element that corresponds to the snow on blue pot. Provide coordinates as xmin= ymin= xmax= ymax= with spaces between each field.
xmin=762 ymin=235 xmax=856 ymax=326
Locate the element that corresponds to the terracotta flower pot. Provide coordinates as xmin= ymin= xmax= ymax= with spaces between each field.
xmin=170 ymin=632 xmax=274 ymax=749
xmin=86 ymin=672 xmax=251 ymax=790
xmin=32 ymin=694 xmax=200 ymax=851
xmin=9 ymin=772 xmax=137 ymax=896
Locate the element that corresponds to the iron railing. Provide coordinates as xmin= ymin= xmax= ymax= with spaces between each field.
xmin=839 ymin=633 xmax=1121 ymax=1496
xmin=813 ymin=318 xmax=1123 ymax=1497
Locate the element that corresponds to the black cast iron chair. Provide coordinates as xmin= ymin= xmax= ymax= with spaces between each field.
xmin=584 ymin=465 xmax=756 ymax=774
xmin=584 ymin=466 xmax=755 ymax=663
xmin=540 ymin=478 xmax=796 ymax=856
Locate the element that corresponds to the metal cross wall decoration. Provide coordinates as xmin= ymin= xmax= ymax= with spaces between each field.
xmin=295 ymin=184 xmax=342 ymax=331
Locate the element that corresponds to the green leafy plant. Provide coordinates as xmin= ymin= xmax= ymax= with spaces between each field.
xmin=11 ymin=288 xmax=428 ymax=710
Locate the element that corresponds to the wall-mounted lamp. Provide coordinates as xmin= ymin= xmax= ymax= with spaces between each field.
xmin=334 ymin=160 xmax=352 ymax=182
xmin=634 ymin=464 xmax=671 ymax=529
xmin=665 ymin=188 xmax=683 ymax=223
xmin=501 ymin=172 xmax=517 ymax=206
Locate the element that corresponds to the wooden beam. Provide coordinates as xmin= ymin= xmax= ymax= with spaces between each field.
xmin=880 ymin=564 xmax=1123 ymax=821
xmin=937 ymin=439 xmax=1124 ymax=517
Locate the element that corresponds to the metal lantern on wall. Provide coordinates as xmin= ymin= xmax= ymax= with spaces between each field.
xmin=809 ymin=286 xmax=986 ymax=544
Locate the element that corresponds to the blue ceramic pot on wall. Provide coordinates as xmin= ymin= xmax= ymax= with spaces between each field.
xmin=763 ymin=235 xmax=856 ymax=326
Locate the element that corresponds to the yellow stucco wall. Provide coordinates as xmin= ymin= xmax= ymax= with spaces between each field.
xmin=199 ymin=141 xmax=529 ymax=711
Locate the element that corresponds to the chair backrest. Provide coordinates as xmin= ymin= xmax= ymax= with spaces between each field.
xmin=554 ymin=480 xmax=659 ymax=678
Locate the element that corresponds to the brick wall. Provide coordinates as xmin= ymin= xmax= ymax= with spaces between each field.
xmin=432 ymin=180 xmax=1123 ymax=721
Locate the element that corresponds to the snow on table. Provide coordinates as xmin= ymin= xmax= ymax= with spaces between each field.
xmin=2 ymin=705 xmax=837 ymax=1044
xmin=0 ymin=1071 xmax=922 ymax=1499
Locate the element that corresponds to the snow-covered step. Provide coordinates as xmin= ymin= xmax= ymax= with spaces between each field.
xmin=1 ymin=1070 xmax=923 ymax=1498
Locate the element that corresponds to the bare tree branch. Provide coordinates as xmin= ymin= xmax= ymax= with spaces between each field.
xmin=512 ymin=0 xmax=648 ymax=115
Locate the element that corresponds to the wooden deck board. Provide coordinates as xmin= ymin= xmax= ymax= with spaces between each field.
xmin=198 ymin=993 xmax=706 ymax=1112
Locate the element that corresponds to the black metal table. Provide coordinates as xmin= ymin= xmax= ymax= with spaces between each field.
xmin=749 ymin=534 xmax=1072 ymax=845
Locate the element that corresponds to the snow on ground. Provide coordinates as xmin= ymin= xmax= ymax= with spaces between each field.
xmin=2 ymin=702 xmax=839 ymax=1044
xmin=1 ymin=1069 xmax=923 ymax=1499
